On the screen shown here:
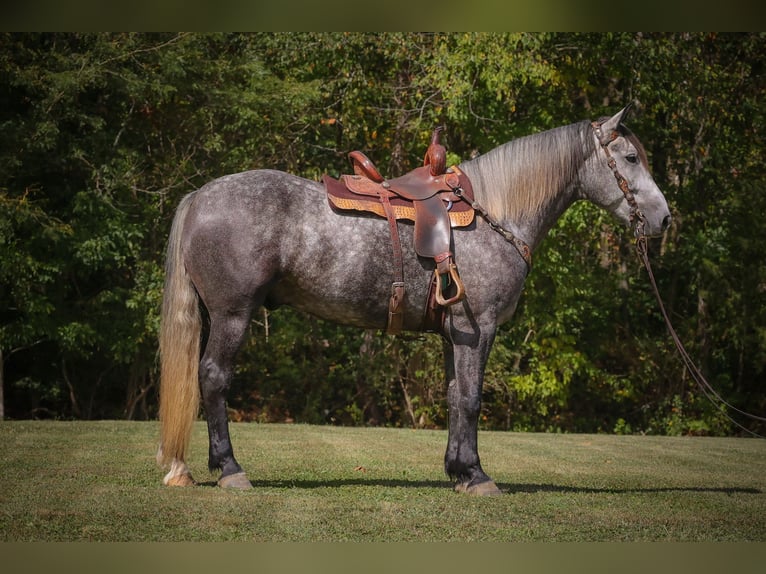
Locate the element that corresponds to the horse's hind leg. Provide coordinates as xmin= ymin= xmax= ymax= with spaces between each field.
xmin=199 ymin=307 xmax=254 ymax=489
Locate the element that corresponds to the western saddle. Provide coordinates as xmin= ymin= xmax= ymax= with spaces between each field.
xmin=323 ymin=127 xmax=476 ymax=335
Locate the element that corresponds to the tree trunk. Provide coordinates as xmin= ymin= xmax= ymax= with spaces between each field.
xmin=357 ymin=330 xmax=384 ymax=425
xmin=399 ymin=375 xmax=418 ymax=429
xmin=61 ymin=359 xmax=82 ymax=418
xmin=0 ymin=348 xmax=5 ymax=420
xmin=125 ymin=362 xmax=155 ymax=420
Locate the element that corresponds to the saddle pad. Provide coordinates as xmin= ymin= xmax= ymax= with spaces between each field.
xmin=323 ymin=175 xmax=474 ymax=228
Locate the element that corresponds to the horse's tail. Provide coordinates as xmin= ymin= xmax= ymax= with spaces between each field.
xmin=157 ymin=192 xmax=201 ymax=469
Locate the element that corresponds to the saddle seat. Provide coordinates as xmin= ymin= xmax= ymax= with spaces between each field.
xmin=323 ymin=127 xmax=476 ymax=335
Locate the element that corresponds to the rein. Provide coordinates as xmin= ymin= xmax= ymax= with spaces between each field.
xmin=593 ymin=121 xmax=766 ymax=437
xmin=635 ymin=234 xmax=766 ymax=437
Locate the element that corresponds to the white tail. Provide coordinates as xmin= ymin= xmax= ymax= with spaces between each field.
xmin=157 ymin=193 xmax=201 ymax=470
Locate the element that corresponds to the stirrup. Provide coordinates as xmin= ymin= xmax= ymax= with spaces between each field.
xmin=434 ymin=263 xmax=465 ymax=307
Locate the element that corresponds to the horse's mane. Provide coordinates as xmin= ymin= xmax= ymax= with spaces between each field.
xmin=460 ymin=120 xmax=597 ymax=222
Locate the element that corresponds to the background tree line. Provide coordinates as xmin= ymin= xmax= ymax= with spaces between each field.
xmin=1 ymin=32 xmax=764 ymax=435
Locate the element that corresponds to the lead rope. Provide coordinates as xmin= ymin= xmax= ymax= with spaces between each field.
xmin=593 ymin=122 xmax=766 ymax=437
xmin=635 ymin=228 xmax=766 ymax=438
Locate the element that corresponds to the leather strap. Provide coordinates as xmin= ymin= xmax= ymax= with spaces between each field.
xmin=448 ymin=165 xmax=532 ymax=272
xmin=379 ymin=192 xmax=405 ymax=335
xmin=422 ymin=273 xmax=445 ymax=333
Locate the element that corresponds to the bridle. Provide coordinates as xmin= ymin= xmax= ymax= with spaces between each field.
xmin=592 ymin=120 xmax=647 ymax=239
xmin=449 ymin=120 xmax=643 ymax=274
xmin=592 ymin=119 xmax=766 ymax=437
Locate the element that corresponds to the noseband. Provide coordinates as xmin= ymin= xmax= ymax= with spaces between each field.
xmin=591 ymin=121 xmax=647 ymax=239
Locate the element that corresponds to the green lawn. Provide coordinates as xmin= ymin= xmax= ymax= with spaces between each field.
xmin=1 ymin=421 xmax=764 ymax=541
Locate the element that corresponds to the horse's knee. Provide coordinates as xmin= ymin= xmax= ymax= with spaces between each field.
xmin=199 ymin=359 xmax=231 ymax=399
xmin=447 ymin=380 xmax=481 ymax=410
xmin=460 ymin=392 xmax=482 ymax=417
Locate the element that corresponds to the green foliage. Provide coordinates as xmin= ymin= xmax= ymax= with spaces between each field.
xmin=1 ymin=33 xmax=764 ymax=435
xmin=229 ymin=308 xmax=447 ymax=428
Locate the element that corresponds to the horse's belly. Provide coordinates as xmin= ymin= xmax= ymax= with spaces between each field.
xmin=267 ymin=229 xmax=394 ymax=329
xmin=266 ymin=278 xmax=388 ymax=330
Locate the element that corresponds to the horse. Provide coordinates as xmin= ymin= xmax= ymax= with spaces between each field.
xmin=157 ymin=106 xmax=671 ymax=495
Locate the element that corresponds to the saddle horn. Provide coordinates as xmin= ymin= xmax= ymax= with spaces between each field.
xmin=424 ymin=126 xmax=447 ymax=177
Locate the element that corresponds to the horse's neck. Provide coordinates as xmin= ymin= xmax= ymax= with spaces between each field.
xmin=460 ymin=155 xmax=580 ymax=252
xmin=521 ymin=184 xmax=579 ymax=251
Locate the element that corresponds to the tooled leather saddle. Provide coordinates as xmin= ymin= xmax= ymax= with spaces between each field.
xmin=322 ymin=127 xmax=476 ymax=335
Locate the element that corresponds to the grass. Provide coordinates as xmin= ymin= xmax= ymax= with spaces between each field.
xmin=1 ymin=421 xmax=765 ymax=541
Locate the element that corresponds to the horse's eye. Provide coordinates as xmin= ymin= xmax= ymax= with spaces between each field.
xmin=626 ymin=154 xmax=638 ymax=164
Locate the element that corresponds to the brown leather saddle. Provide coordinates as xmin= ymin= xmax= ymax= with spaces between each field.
xmin=323 ymin=127 xmax=476 ymax=335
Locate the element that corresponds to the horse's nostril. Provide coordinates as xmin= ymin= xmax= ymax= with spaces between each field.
xmin=662 ymin=214 xmax=671 ymax=231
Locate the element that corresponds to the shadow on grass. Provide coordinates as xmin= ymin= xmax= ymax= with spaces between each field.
xmin=503 ymin=483 xmax=762 ymax=495
xmin=197 ymin=478 xmax=761 ymax=495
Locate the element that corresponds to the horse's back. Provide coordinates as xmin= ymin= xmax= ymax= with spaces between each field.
xmin=187 ymin=169 xmax=320 ymax=221
xmin=179 ymin=169 xmax=394 ymax=328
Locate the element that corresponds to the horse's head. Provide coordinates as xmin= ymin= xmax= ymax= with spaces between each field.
xmin=585 ymin=106 xmax=671 ymax=238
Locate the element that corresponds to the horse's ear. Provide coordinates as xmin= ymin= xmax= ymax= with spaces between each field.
xmin=600 ymin=104 xmax=633 ymax=135
xmin=594 ymin=104 xmax=634 ymax=145
xmin=618 ymin=102 xmax=634 ymax=124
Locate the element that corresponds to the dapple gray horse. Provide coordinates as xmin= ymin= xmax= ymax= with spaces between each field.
xmin=157 ymin=107 xmax=671 ymax=495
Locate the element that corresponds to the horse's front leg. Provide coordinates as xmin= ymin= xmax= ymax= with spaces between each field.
xmin=443 ymin=331 xmax=503 ymax=496
xmin=199 ymin=309 xmax=253 ymax=489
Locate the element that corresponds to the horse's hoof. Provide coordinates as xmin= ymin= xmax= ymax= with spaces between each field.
xmin=454 ymin=480 xmax=503 ymax=496
xmin=218 ymin=471 xmax=253 ymax=490
xmin=453 ymin=482 xmax=468 ymax=493
xmin=468 ymin=480 xmax=503 ymax=496
xmin=165 ymin=472 xmax=196 ymax=487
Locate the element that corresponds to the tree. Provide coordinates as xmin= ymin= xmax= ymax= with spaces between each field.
xmin=0 ymin=33 xmax=323 ymax=418
xmin=1 ymin=33 xmax=763 ymax=434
